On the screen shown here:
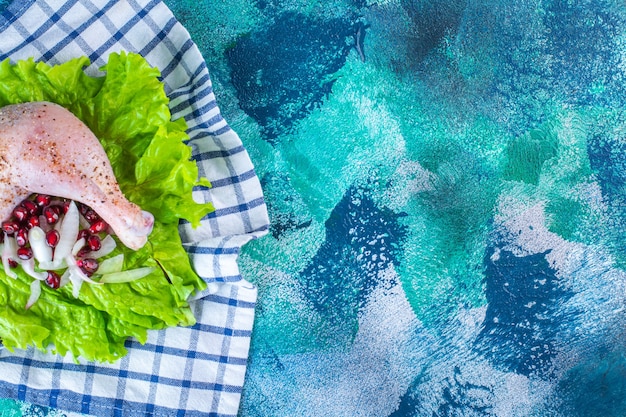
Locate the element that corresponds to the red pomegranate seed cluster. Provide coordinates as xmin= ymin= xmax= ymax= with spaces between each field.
xmin=1 ymin=194 xmax=110 ymax=286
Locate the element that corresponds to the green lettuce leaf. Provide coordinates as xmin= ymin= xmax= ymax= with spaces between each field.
xmin=0 ymin=52 xmax=213 ymax=362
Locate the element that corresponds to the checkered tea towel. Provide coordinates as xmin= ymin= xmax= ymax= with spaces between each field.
xmin=0 ymin=0 xmax=269 ymax=416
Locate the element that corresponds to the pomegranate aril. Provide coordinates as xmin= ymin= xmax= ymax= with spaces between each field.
xmin=43 ymin=205 xmax=61 ymax=224
xmin=79 ymin=258 xmax=99 ymax=275
xmin=21 ymin=200 xmax=39 ymax=216
xmin=17 ymin=247 xmax=33 ymax=260
xmin=77 ymin=229 xmax=90 ymax=240
xmin=45 ymin=271 xmax=61 ymax=289
xmin=7 ymin=259 xmax=18 ymax=268
xmin=12 ymin=206 xmax=29 ymax=222
xmin=84 ymin=209 xmax=100 ymax=223
xmin=87 ymin=235 xmax=101 ymax=251
xmin=45 ymin=229 xmax=60 ymax=247
xmin=2 ymin=220 xmax=20 ymax=235
xmin=61 ymin=200 xmax=71 ymax=214
xmin=78 ymin=203 xmax=89 ymax=216
xmin=35 ymin=194 xmax=52 ymax=207
xmin=15 ymin=229 xmax=28 ymax=247
xmin=89 ymin=220 xmax=107 ymax=234
xmin=26 ymin=216 xmax=40 ymax=229
xmin=75 ymin=246 xmax=90 ymax=258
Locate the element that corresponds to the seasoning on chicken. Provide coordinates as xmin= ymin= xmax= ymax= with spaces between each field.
xmin=0 ymin=102 xmax=153 ymax=250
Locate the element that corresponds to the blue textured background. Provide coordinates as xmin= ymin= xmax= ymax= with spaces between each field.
xmin=6 ymin=0 xmax=626 ymax=416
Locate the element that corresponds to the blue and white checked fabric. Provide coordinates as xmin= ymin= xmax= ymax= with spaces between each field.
xmin=0 ymin=0 xmax=269 ymax=416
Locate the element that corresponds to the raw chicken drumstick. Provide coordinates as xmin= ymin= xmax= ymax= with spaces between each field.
xmin=0 ymin=101 xmax=153 ymax=250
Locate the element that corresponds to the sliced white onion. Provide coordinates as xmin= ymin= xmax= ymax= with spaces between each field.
xmin=96 ymin=254 xmax=124 ymax=275
xmin=59 ymin=269 xmax=70 ymax=288
xmin=53 ymin=201 xmax=79 ymax=264
xmin=72 ymin=237 xmax=86 ymax=256
xmin=64 ymin=254 xmax=102 ymax=285
xmin=69 ymin=268 xmax=82 ymax=298
xmin=38 ymin=235 xmax=83 ymax=271
xmin=25 ymin=279 xmax=41 ymax=310
xmin=2 ymin=234 xmax=17 ymax=279
xmin=78 ymin=212 xmax=90 ymax=229
xmin=88 ymin=235 xmax=116 ymax=259
xmin=19 ymin=258 xmax=48 ymax=281
xmin=28 ymin=226 xmax=52 ymax=264
xmin=99 ymin=267 xmax=155 ymax=284
xmin=38 ymin=259 xmax=66 ymax=271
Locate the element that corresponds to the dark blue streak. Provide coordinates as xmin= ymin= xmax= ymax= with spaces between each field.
xmin=299 ymin=186 xmax=407 ymax=345
xmin=477 ymin=247 xmax=573 ymax=378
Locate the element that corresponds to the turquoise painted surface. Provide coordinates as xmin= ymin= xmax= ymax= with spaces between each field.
xmin=0 ymin=399 xmax=21 ymax=417
xmin=5 ymin=0 xmax=626 ymax=415
xmin=0 ymin=399 xmax=72 ymax=417
xmin=183 ymin=1 xmax=626 ymax=416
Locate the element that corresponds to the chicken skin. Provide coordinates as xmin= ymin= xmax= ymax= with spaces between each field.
xmin=0 ymin=102 xmax=153 ymax=250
